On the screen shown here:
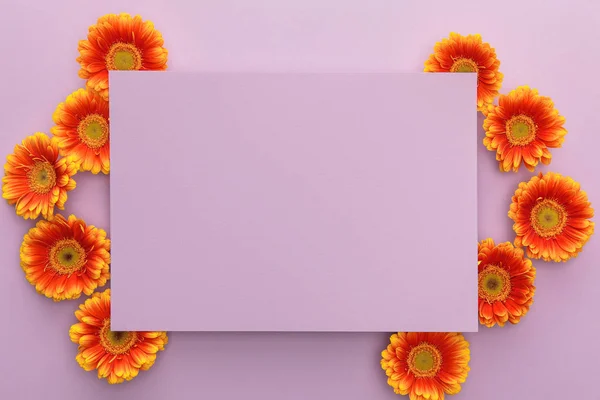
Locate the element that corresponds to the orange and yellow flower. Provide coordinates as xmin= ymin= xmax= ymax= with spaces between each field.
xmin=52 ymin=88 xmax=110 ymax=174
xmin=69 ymin=289 xmax=168 ymax=384
xmin=20 ymin=214 xmax=110 ymax=301
xmin=477 ymin=239 xmax=536 ymax=328
xmin=424 ymin=32 xmax=503 ymax=112
xmin=381 ymin=332 xmax=470 ymax=400
xmin=2 ymin=133 xmax=77 ymax=220
xmin=77 ymin=13 xmax=168 ymax=100
xmin=483 ymin=86 xmax=567 ymax=172
xmin=509 ymin=172 xmax=594 ymax=262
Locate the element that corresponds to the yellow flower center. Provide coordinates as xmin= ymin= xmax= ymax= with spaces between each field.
xmin=105 ymin=42 xmax=143 ymax=71
xmin=506 ymin=115 xmax=537 ymax=146
xmin=48 ymin=239 xmax=86 ymax=275
xmin=450 ymin=57 xmax=479 ymax=73
xmin=27 ymin=161 xmax=57 ymax=194
xmin=531 ymin=199 xmax=567 ymax=238
xmin=77 ymin=114 xmax=109 ymax=149
xmin=478 ymin=265 xmax=511 ymax=302
xmin=407 ymin=343 xmax=442 ymax=378
xmin=100 ymin=319 xmax=139 ymax=355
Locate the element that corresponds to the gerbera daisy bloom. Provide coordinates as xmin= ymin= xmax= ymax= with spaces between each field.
xmin=424 ymin=32 xmax=503 ymax=112
xmin=51 ymin=88 xmax=110 ymax=174
xmin=77 ymin=13 xmax=168 ymax=100
xmin=381 ymin=332 xmax=470 ymax=400
xmin=20 ymin=214 xmax=110 ymax=301
xmin=483 ymin=86 xmax=567 ymax=172
xmin=509 ymin=172 xmax=594 ymax=262
xmin=478 ymin=239 xmax=536 ymax=328
xmin=2 ymin=133 xmax=77 ymax=220
xmin=69 ymin=289 xmax=168 ymax=384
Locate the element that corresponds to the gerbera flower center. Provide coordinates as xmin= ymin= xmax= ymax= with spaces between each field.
xmin=450 ymin=57 xmax=479 ymax=73
xmin=48 ymin=239 xmax=86 ymax=274
xmin=407 ymin=343 xmax=442 ymax=378
xmin=77 ymin=114 xmax=109 ymax=149
xmin=478 ymin=265 xmax=511 ymax=302
xmin=506 ymin=115 xmax=537 ymax=146
xmin=27 ymin=161 xmax=57 ymax=194
xmin=531 ymin=199 xmax=568 ymax=238
xmin=105 ymin=42 xmax=142 ymax=71
xmin=99 ymin=319 xmax=139 ymax=355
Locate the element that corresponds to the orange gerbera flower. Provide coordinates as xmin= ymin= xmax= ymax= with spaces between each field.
xmin=69 ymin=289 xmax=168 ymax=384
xmin=477 ymin=239 xmax=536 ymax=328
xmin=20 ymin=214 xmax=110 ymax=301
xmin=2 ymin=133 xmax=77 ymax=220
xmin=381 ymin=332 xmax=470 ymax=400
xmin=483 ymin=86 xmax=567 ymax=172
xmin=77 ymin=13 xmax=168 ymax=100
xmin=509 ymin=172 xmax=594 ymax=262
xmin=424 ymin=32 xmax=503 ymax=112
xmin=51 ymin=88 xmax=110 ymax=174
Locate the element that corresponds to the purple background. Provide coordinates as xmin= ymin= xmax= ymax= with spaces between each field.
xmin=108 ymin=72 xmax=478 ymax=333
xmin=0 ymin=0 xmax=598 ymax=399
